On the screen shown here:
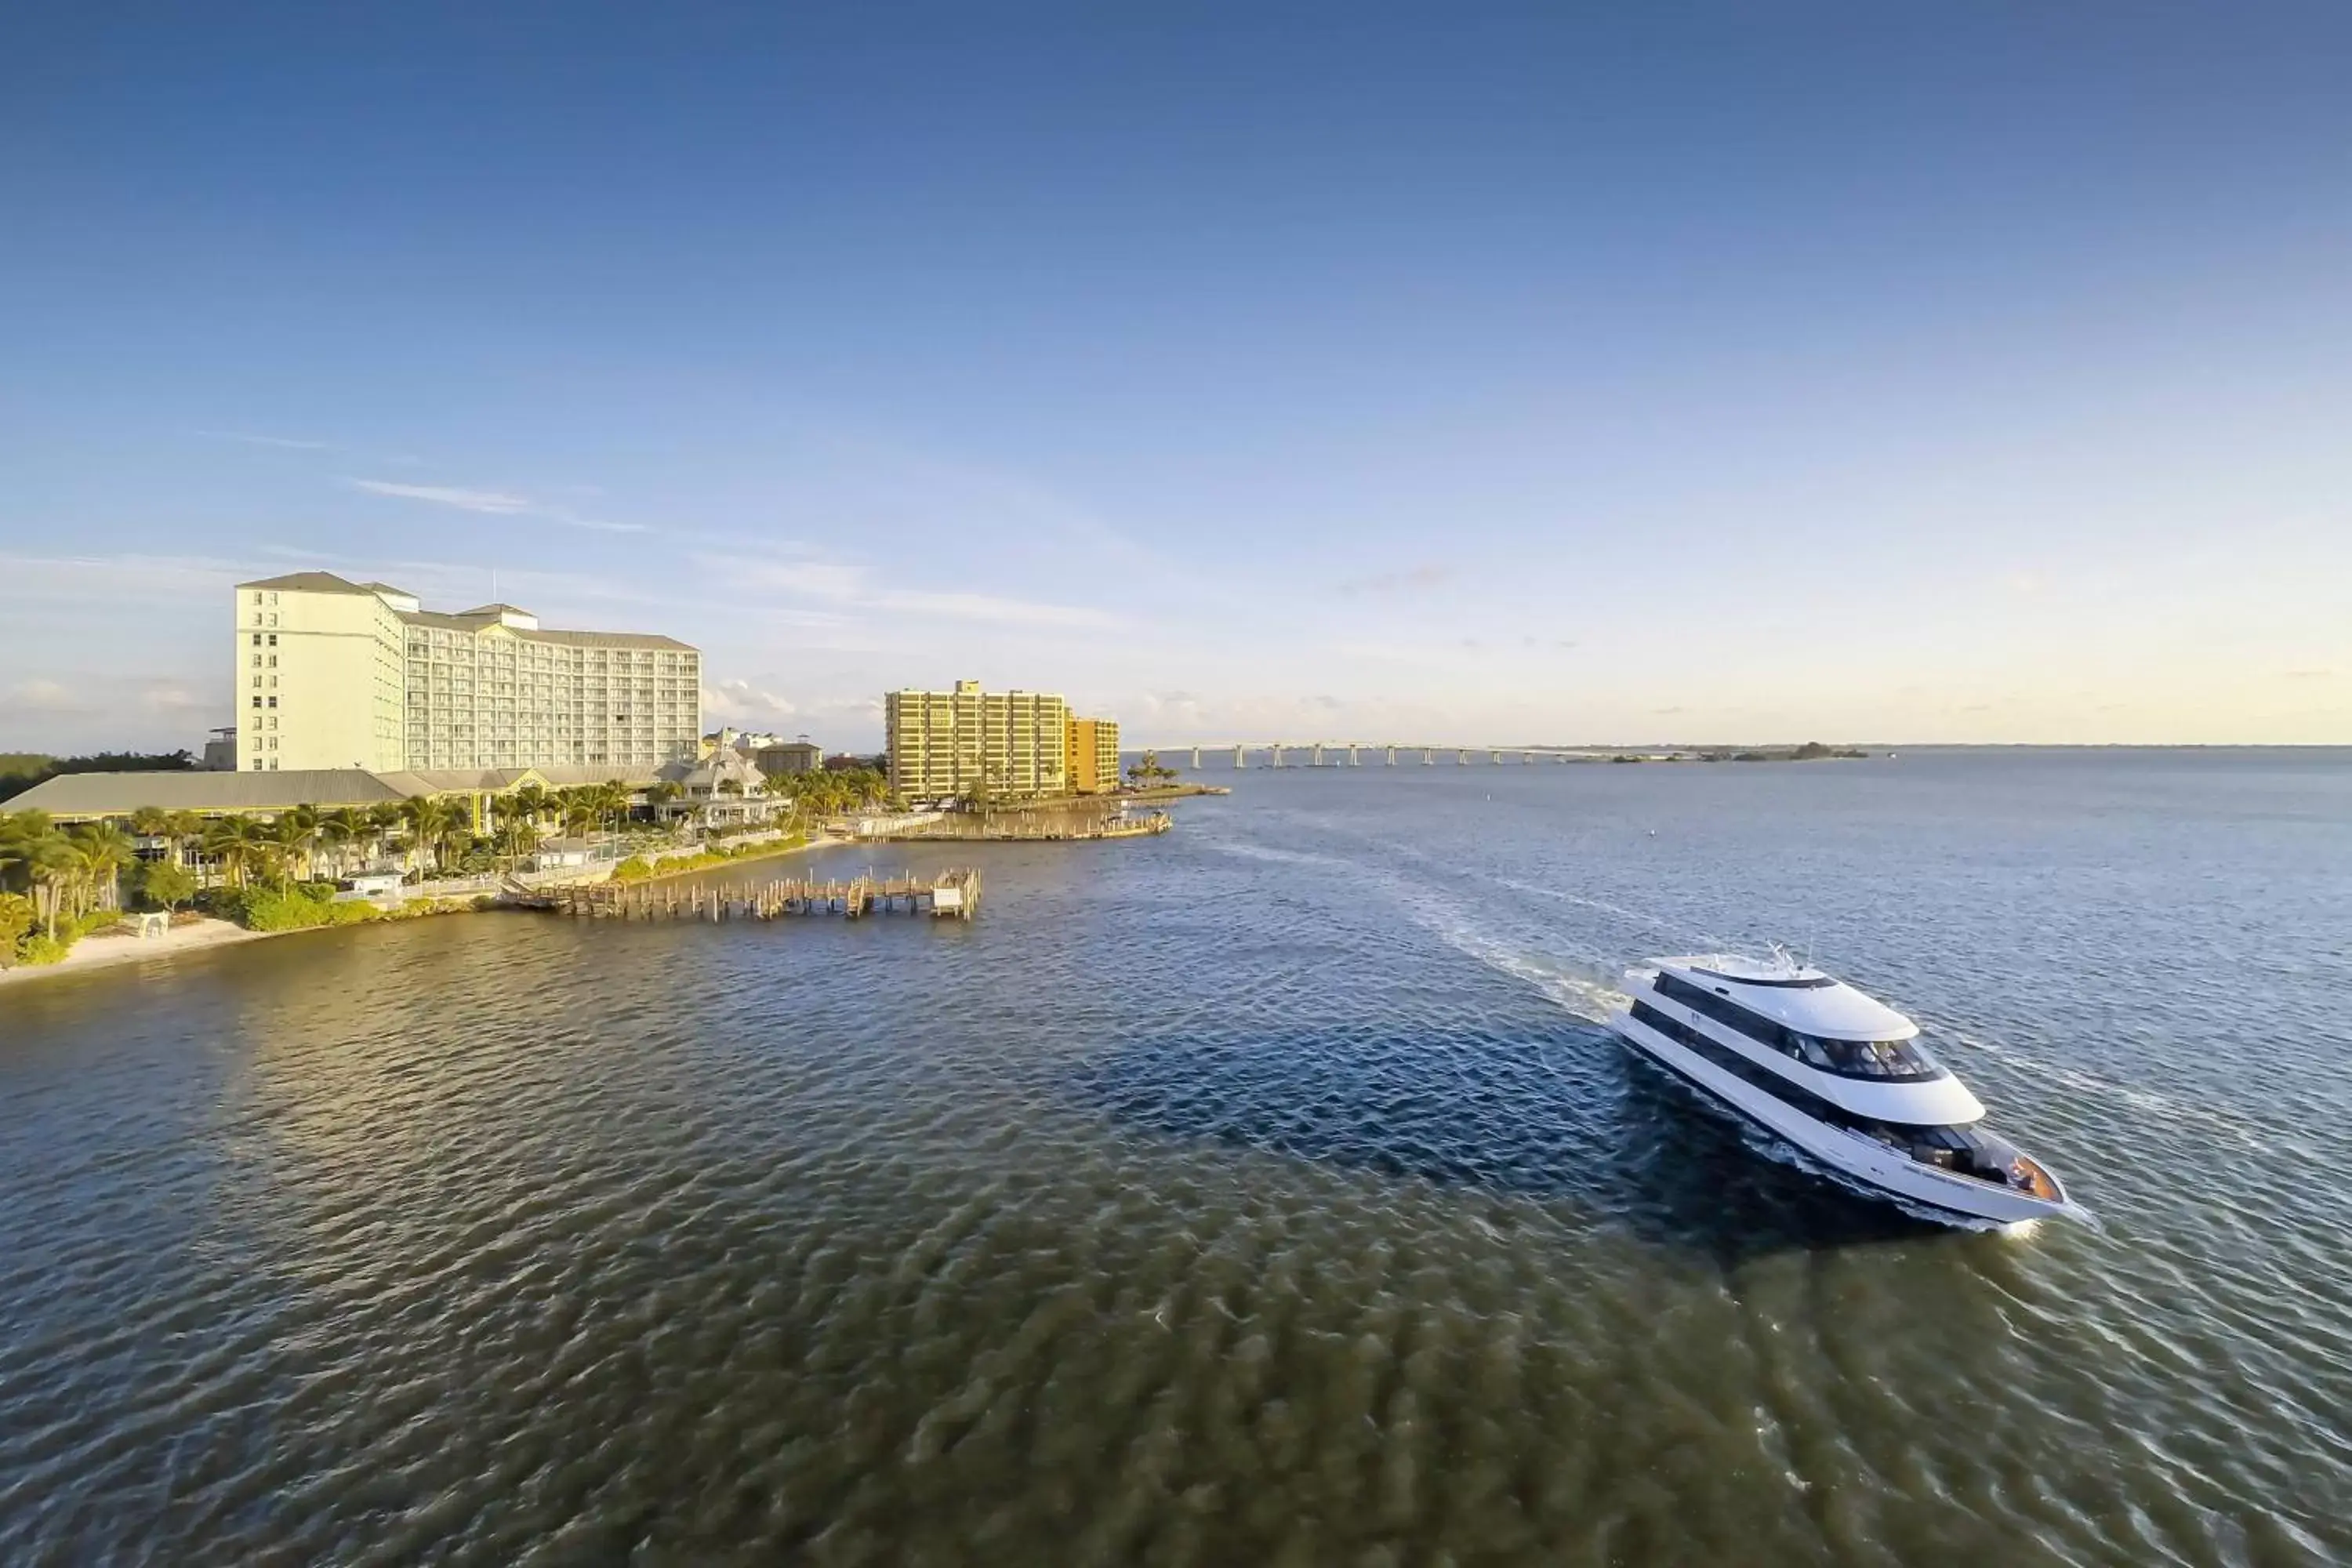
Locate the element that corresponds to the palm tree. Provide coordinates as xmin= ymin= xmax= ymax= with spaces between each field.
xmin=399 ymin=795 xmax=460 ymax=876
xmin=489 ymin=793 xmax=544 ymax=869
xmin=597 ymin=780 xmax=633 ymax=835
xmin=0 ymin=811 xmax=46 ymax=892
xmin=1 ymin=813 xmax=78 ymax=940
xmin=317 ymin=808 xmax=369 ymax=877
xmin=494 ymin=814 xmax=537 ymax=867
xmin=26 ymin=836 xmax=78 ymax=940
xmin=511 ymin=783 xmax=550 ymax=833
xmin=165 ymin=810 xmax=207 ymax=873
xmin=202 ymin=815 xmax=271 ymax=890
xmin=271 ymin=807 xmax=321 ymax=881
xmin=70 ymin=821 xmax=136 ymax=913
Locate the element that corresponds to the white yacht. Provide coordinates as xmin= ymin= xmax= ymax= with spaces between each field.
xmin=1609 ymin=953 xmax=2079 ymax=1224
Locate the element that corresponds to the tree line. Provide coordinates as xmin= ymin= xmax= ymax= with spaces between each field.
xmin=0 ymin=750 xmax=198 ymax=804
xmin=0 ymin=767 xmax=916 ymax=967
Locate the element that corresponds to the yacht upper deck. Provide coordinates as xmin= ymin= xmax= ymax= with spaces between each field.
xmin=1653 ymin=955 xmax=1919 ymax=1042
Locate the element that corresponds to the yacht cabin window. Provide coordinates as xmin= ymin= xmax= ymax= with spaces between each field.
xmin=1653 ymin=973 xmax=1945 ymax=1082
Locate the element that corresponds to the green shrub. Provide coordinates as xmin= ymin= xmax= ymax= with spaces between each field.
xmin=298 ymin=880 xmax=339 ymax=903
xmin=137 ymin=862 xmax=198 ymax=912
xmin=17 ymin=935 xmax=70 ymax=966
xmin=323 ymin=901 xmax=381 ymax=926
xmin=239 ymin=888 xmax=333 ymax=931
xmin=195 ymin=887 xmax=247 ymax=922
xmin=66 ymin=911 xmax=125 ymax=940
xmin=0 ymin=892 xmax=32 ymax=956
xmin=612 ymin=856 xmax=653 ymax=882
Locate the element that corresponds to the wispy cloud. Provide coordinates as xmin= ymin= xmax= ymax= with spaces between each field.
xmin=198 ymin=430 xmax=424 ymax=466
xmin=0 ymin=551 xmax=267 ymax=607
xmin=866 ymin=588 xmax=1116 ymax=628
xmin=347 ymin=478 xmax=649 ymax=533
xmin=349 ymin=480 xmax=535 ymax=514
xmin=736 ymin=558 xmax=869 ymax=600
xmin=138 ymin=682 xmax=212 ymax=715
xmin=716 ymin=554 xmax=1119 ymax=630
xmin=702 ymin=678 xmax=799 ymax=725
xmin=2 ymin=677 xmax=87 ymax=715
xmin=198 ymin=430 xmax=332 ymax=451
xmin=1342 ymin=564 xmax=1453 ymax=596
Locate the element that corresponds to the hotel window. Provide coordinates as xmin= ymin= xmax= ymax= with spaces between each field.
xmin=252 ymin=633 xmax=262 ymax=647
xmin=252 ymin=695 xmax=262 ymax=709
xmin=267 ymin=696 xmax=277 ymax=708
xmin=267 ymin=655 xmax=278 ymax=667
xmin=268 ymin=634 xmax=277 ymax=646
xmin=252 ymin=757 xmax=263 ymax=769
xmin=269 ymin=758 xmax=278 ymax=771
xmin=252 ymin=675 xmax=262 ymax=688
xmin=252 ymin=655 xmax=262 ymax=668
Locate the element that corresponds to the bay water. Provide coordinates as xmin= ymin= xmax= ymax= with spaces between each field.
xmin=2 ymin=749 xmax=2347 ymax=1563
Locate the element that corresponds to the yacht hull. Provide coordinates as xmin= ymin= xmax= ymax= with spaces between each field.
xmin=1610 ymin=1008 xmax=2078 ymax=1225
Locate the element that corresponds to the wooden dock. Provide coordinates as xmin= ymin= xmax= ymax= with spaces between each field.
xmin=510 ymin=867 xmax=982 ymax=922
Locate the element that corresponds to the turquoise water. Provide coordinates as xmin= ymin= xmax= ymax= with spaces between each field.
xmin=2 ymin=750 xmax=2347 ymax=1563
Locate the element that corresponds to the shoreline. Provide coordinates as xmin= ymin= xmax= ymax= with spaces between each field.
xmin=2 ymin=838 xmax=833 ymax=990
xmin=0 ymin=917 xmax=286 ymax=989
xmin=1122 ymin=784 xmax=1229 ymax=800
xmin=615 ymin=832 xmax=828 ymax=885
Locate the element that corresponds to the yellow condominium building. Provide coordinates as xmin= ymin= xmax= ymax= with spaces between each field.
xmin=885 ymin=681 xmax=1070 ymax=801
xmin=236 ymin=572 xmax=701 ymax=773
xmin=1065 ymin=716 xmax=1122 ymax=793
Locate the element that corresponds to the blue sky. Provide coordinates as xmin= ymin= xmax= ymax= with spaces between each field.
xmin=4 ymin=2 xmax=2349 ymax=750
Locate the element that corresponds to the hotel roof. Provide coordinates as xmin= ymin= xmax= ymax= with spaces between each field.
xmin=399 ymin=609 xmax=691 ymax=649
xmin=5 ymin=769 xmax=415 ymax=817
xmin=234 ymin=570 xmax=691 ymax=648
xmin=237 ymin=571 xmax=385 ymax=596
xmin=5 ymin=764 xmax=669 ymax=820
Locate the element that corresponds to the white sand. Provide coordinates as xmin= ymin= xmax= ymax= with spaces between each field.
xmin=0 ymin=917 xmax=279 ymax=990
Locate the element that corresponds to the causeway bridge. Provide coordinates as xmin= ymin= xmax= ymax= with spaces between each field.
xmin=1160 ymin=744 xmax=1621 ymax=769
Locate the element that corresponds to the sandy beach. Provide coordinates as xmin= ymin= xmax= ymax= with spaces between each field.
xmin=0 ymin=918 xmax=279 ymax=990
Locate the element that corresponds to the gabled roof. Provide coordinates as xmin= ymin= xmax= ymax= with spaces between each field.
xmin=528 ymin=764 xmax=666 ymax=789
xmin=5 ymin=763 xmax=677 ymax=819
xmin=3 ymin=769 xmax=414 ymax=818
xmin=375 ymin=768 xmax=543 ymax=794
xmin=393 ymin=610 xmax=692 ymax=650
xmin=456 ymin=603 xmax=533 ymax=618
xmin=238 ymin=571 xmax=376 ymax=595
xmin=518 ymin=629 xmax=695 ymax=650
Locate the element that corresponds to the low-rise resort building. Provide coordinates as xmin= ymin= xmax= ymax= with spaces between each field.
xmin=4 ymin=764 xmax=662 ymax=835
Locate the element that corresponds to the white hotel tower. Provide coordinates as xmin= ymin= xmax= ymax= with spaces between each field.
xmin=235 ymin=572 xmax=701 ymax=774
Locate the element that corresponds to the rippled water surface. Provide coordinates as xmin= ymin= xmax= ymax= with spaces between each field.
xmin=4 ymin=749 xmax=2350 ymax=1564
